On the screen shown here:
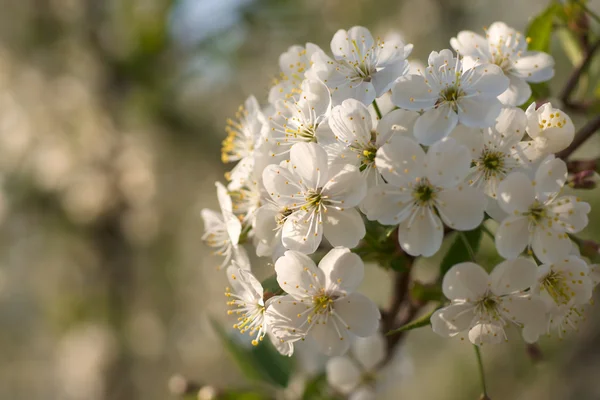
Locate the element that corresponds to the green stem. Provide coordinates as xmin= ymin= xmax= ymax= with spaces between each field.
xmin=480 ymin=223 xmax=495 ymax=241
xmin=372 ymin=99 xmax=383 ymax=119
xmin=474 ymin=345 xmax=489 ymax=398
xmin=459 ymin=232 xmax=477 ymax=262
xmin=577 ymin=0 xmax=600 ymax=25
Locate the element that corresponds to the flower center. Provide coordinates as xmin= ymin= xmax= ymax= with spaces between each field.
xmin=304 ymin=189 xmax=323 ymax=210
xmin=359 ymin=146 xmax=378 ymax=171
xmin=275 ymin=208 xmax=293 ymax=226
xmin=537 ymin=111 xmax=569 ymax=131
xmin=307 ymin=293 xmax=336 ymax=324
xmin=476 ymin=148 xmax=506 ymax=179
xmin=413 ymin=180 xmax=436 ymax=205
xmin=526 ymin=201 xmax=547 ymax=223
xmin=286 ymin=124 xmax=318 ymax=142
xmin=475 ymin=293 xmax=502 ymax=321
xmin=541 ymin=270 xmax=572 ymax=305
xmin=222 ymin=105 xmax=254 ymax=163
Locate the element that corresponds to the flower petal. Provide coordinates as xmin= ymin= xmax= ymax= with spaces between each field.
xmin=497 ymin=172 xmax=535 ymax=214
xmin=413 ymin=104 xmax=458 ymax=145
xmin=443 ymin=262 xmax=489 ymax=300
xmin=262 ymin=164 xmax=304 ymax=207
xmin=391 ymin=74 xmax=438 ymax=111
xmin=376 ymin=108 xmax=419 ymax=146
xmin=333 ymin=292 xmax=380 ymax=337
xmin=326 ymin=357 xmax=360 ymax=394
xmin=376 ymin=135 xmax=425 ymax=185
xmin=319 ymin=247 xmax=364 ymax=294
xmin=282 ymin=209 xmax=323 ymax=254
xmin=398 ymin=207 xmax=443 ymax=257
xmin=489 ymin=258 xmax=537 ymax=295
xmin=531 ymin=227 xmax=572 ymax=264
xmin=310 ymin=319 xmax=351 ymax=356
xmin=468 ymin=322 xmax=505 ymax=346
xmin=431 ymin=303 xmax=476 ymax=337
xmin=425 ymin=137 xmax=471 ymax=188
xmin=328 ymin=99 xmax=373 ymax=147
xmin=352 ymin=333 xmax=386 ymax=371
xmin=290 ymin=142 xmax=329 ymax=188
xmin=512 ymin=51 xmax=555 ymax=83
xmin=450 ymin=31 xmax=491 ymax=59
xmin=275 ymin=250 xmax=325 ymax=298
xmin=323 ymin=208 xmax=366 ymax=249
xmin=362 ymin=185 xmax=413 ymax=225
xmin=534 ymin=157 xmax=567 ymax=203
xmin=457 ymin=96 xmax=503 ymax=128
xmin=466 ymin=64 xmax=509 ymax=96
xmin=323 ymin=164 xmax=367 ymax=207
xmin=495 ymin=215 xmax=530 ymax=259
xmin=498 ymin=74 xmax=532 ymax=106
xmin=435 ymin=186 xmax=486 ymax=230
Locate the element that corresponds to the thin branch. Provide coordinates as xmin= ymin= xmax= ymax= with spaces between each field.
xmin=559 ymin=39 xmax=600 ymax=111
xmin=557 ymin=114 xmax=600 ymax=159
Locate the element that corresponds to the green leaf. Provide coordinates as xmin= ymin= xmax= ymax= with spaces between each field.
xmin=209 ymin=318 xmax=264 ymax=382
xmin=251 ymin=338 xmax=294 ymax=388
xmin=209 ymin=318 xmax=294 ymax=388
xmin=439 ymin=228 xmax=483 ymax=276
xmin=556 ymin=29 xmax=583 ymax=65
xmin=302 ymin=374 xmax=330 ymax=400
xmin=526 ymin=3 xmax=562 ymax=52
xmin=386 ymin=306 xmax=440 ymax=336
xmin=261 ymin=275 xmax=281 ymax=294
xmin=411 ymin=281 xmax=444 ymax=302
xmin=219 ymin=391 xmax=267 ymax=400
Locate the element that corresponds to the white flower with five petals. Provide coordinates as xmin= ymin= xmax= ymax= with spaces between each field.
xmin=269 ymin=43 xmax=325 ymax=104
xmin=265 ymin=248 xmax=380 ymax=356
xmin=362 ymin=136 xmax=486 ymax=257
xmin=265 ymin=79 xmax=332 ymax=159
xmin=326 ymin=333 xmax=411 ymax=400
xmin=262 ymin=142 xmax=367 ymax=254
xmin=225 ymin=264 xmax=293 ymax=356
xmin=322 ymin=98 xmax=418 ymax=191
xmin=431 ymin=259 xmax=546 ymax=345
xmin=391 ymin=49 xmax=509 ymax=145
xmin=450 ymin=21 xmax=555 ymax=106
xmin=495 ymin=158 xmax=591 ymax=263
xmin=222 ymin=96 xmax=266 ymax=190
xmin=308 ymin=26 xmax=412 ymax=105
xmin=200 ymin=182 xmax=249 ymax=269
xmin=522 ymin=256 xmax=593 ymax=342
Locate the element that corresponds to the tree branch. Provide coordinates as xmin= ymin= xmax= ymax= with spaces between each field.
xmin=557 ymin=114 xmax=600 ymax=159
xmin=559 ymin=39 xmax=600 ymax=111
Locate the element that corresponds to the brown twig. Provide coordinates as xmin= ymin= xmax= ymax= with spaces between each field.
xmin=559 ymin=39 xmax=600 ymax=111
xmin=557 ymin=115 xmax=600 ymax=159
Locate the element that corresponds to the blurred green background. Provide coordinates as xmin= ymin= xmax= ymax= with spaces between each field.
xmin=1 ymin=0 xmax=600 ymax=399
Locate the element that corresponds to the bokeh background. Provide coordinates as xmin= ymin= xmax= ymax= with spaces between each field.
xmin=1 ymin=0 xmax=600 ymax=399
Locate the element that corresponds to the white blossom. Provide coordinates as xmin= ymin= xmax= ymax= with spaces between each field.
xmin=495 ymin=158 xmax=591 ymax=263
xmin=262 ymin=142 xmax=367 ymax=254
xmin=200 ymin=182 xmax=249 ymax=269
xmin=326 ymin=333 xmax=411 ymax=400
xmin=523 ymin=256 xmax=593 ymax=341
xmin=222 ymin=96 xmax=267 ymax=191
xmin=252 ymin=202 xmax=288 ymax=260
xmin=322 ymin=98 xmax=418 ymax=191
xmin=362 ymin=136 xmax=486 ymax=257
xmin=523 ymin=102 xmax=575 ymax=161
xmin=265 ymin=248 xmax=380 ymax=356
xmin=269 ymin=43 xmax=325 ymax=104
xmin=391 ymin=49 xmax=508 ymax=145
xmin=431 ymin=259 xmax=546 ymax=345
xmin=450 ymin=22 xmax=555 ymax=106
xmin=308 ymin=26 xmax=412 ymax=105
xmin=225 ymin=265 xmax=293 ymax=355
xmin=265 ymin=79 xmax=332 ymax=159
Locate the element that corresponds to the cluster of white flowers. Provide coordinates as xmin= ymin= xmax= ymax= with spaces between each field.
xmin=202 ymin=22 xmax=597 ymax=380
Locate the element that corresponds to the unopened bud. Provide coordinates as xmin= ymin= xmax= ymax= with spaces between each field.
xmin=566 ymin=159 xmax=597 ymax=173
xmin=568 ymin=170 xmax=597 ymax=189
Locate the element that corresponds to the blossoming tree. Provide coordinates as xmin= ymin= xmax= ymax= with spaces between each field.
xmin=194 ymin=4 xmax=600 ymax=399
